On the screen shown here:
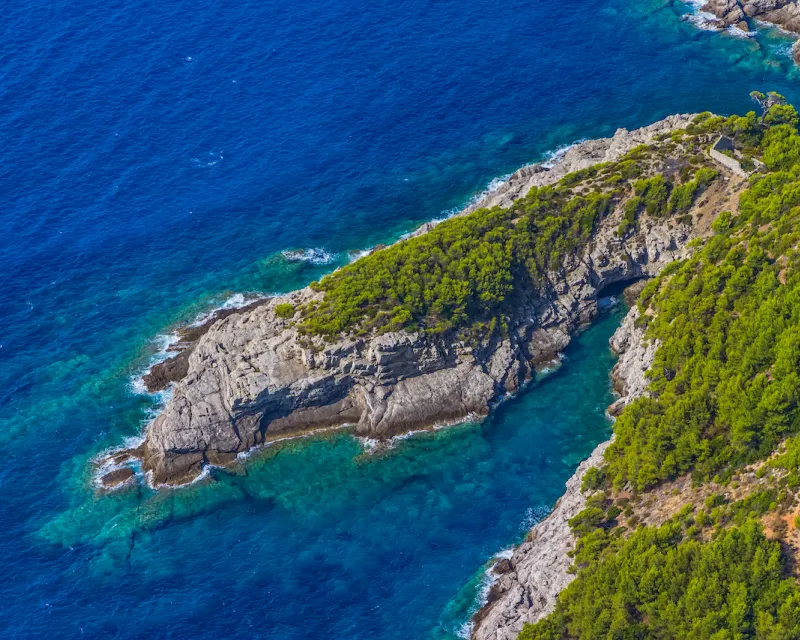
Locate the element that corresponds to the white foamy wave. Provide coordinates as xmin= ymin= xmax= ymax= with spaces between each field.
xmin=129 ymin=334 xmax=180 ymax=397
xmin=357 ymin=415 xmax=482 ymax=455
xmin=446 ymin=172 xmax=514 ymax=216
xmin=468 ymin=173 xmax=513 ymax=204
xmin=355 ymin=436 xmax=381 ymax=453
xmin=400 ymin=218 xmax=444 ymax=240
xmin=775 ymin=42 xmax=795 ymax=58
xmin=433 ymin=412 xmax=483 ymax=430
xmin=754 ymin=18 xmax=796 ymax=35
xmin=726 ymin=25 xmax=756 ymax=38
xmin=145 ymin=465 xmax=212 ymax=490
xmin=129 ymin=293 xmax=266 ymax=399
xmin=281 ymin=247 xmax=337 ymax=265
xmin=91 ymin=434 xmax=149 ymax=491
xmin=348 ymin=247 xmax=374 ymax=262
xmin=495 ymin=547 xmax=514 ymax=560
xmin=355 ymin=430 xmax=427 ymax=455
xmin=235 ymin=423 xmax=354 ymax=462
xmin=457 ymin=545 xmax=519 ymax=639
xmin=187 ymin=292 xmax=265 ymax=328
xmin=130 ymin=375 xmax=149 ymax=396
xmin=191 ymin=151 xmax=224 ymax=168
xmin=536 ymin=352 xmax=566 ymax=378
xmin=540 ymin=140 xmax=586 ymax=169
xmin=685 ymin=11 xmax=723 ymax=31
xmin=520 ymin=504 xmax=551 ymax=531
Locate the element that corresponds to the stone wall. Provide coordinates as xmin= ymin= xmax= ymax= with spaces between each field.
xmin=709 ymin=136 xmax=747 ymax=177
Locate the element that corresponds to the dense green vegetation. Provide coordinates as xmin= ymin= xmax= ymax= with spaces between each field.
xmin=520 ymin=95 xmax=800 ymax=640
xmin=667 ymin=167 xmax=717 ymax=215
xmin=521 ymin=520 xmax=800 ymax=640
xmin=274 ymin=302 xmax=296 ymax=319
xmin=299 ymin=188 xmax=613 ymax=337
xmin=605 ymin=105 xmax=800 ymax=492
xmin=298 ymin=134 xmax=717 ymax=339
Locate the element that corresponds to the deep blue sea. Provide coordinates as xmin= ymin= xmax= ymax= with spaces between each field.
xmin=3 ymin=0 xmax=800 ymax=637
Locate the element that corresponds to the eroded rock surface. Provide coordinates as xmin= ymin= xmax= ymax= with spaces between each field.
xmin=702 ymin=0 xmax=800 ymax=35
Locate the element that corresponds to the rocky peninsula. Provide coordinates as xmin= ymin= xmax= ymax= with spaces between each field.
xmin=99 ymin=113 xmax=713 ymax=489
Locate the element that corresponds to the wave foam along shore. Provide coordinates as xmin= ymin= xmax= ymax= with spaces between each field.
xmin=280 ymin=247 xmax=337 ymax=264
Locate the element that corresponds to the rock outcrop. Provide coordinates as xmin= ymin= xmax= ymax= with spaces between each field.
xmin=607 ymin=305 xmax=659 ymax=417
xmin=701 ymin=0 xmax=800 ymax=36
xmin=470 ymin=301 xmax=657 ymax=640
xmin=100 ymin=114 xmax=699 ymax=488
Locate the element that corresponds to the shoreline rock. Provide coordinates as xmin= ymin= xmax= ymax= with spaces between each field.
xmin=469 ymin=300 xmax=657 ymax=640
xmin=700 ymin=0 xmax=800 ymax=43
xmin=142 ymin=298 xmax=268 ymax=393
xmin=99 ymin=114 xmax=701 ymax=489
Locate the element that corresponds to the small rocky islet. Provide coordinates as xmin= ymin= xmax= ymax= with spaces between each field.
xmin=102 ymin=96 xmax=800 ymax=637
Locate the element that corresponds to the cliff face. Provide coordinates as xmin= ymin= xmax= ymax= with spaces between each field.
xmin=100 ymin=115 xmax=698 ymax=488
xmin=469 ymin=303 xmax=656 ymax=640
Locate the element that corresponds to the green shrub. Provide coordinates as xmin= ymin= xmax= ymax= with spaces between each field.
xmin=634 ymin=175 xmax=671 ymax=217
xmin=568 ymin=507 xmax=605 ymax=537
xmin=274 ymin=303 xmax=296 ymax=319
xmin=667 ymin=167 xmax=717 ymax=214
xmin=520 ymin=521 xmax=800 ymax=640
xmin=581 ymin=466 xmax=606 ymax=493
xmin=711 ymin=209 xmax=732 ymax=233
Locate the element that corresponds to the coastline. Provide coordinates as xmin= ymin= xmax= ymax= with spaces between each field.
xmin=99 ymin=112 xmax=700 ymax=490
xmin=684 ymin=0 xmax=800 ymax=60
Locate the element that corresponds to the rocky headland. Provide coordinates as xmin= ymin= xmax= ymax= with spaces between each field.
xmin=92 ymin=103 xmax=770 ymax=638
xmin=99 ymin=113 xmax=710 ymax=489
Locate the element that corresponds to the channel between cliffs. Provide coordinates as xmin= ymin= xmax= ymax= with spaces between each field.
xmin=99 ymin=113 xmax=718 ymax=491
xmin=468 ymin=303 xmax=657 ymax=640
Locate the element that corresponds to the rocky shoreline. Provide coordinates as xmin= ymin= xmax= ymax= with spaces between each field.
xmin=469 ymin=302 xmax=655 ymax=640
xmin=696 ymin=0 xmax=800 ymax=62
xmin=93 ymin=108 xmax=748 ymax=638
xmin=101 ymin=114 xmax=699 ymax=489
xmin=98 ymin=113 xmax=703 ymax=490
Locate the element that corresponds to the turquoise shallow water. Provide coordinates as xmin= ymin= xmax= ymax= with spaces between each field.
xmin=4 ymin=0 xmax=800 ymax=636
xmin=33 ymin=308 xmax=623 ymax=639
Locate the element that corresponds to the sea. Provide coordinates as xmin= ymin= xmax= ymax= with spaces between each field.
xmin=2 ymin=0 xmax=799 ymax=637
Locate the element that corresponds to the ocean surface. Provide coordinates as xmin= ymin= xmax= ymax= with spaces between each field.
xmin=3 ymin=0 xmax=800 ymax=637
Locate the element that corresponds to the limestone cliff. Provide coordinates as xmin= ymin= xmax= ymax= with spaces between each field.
xmin=100 ymin=114 xmax=701 ymax=488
